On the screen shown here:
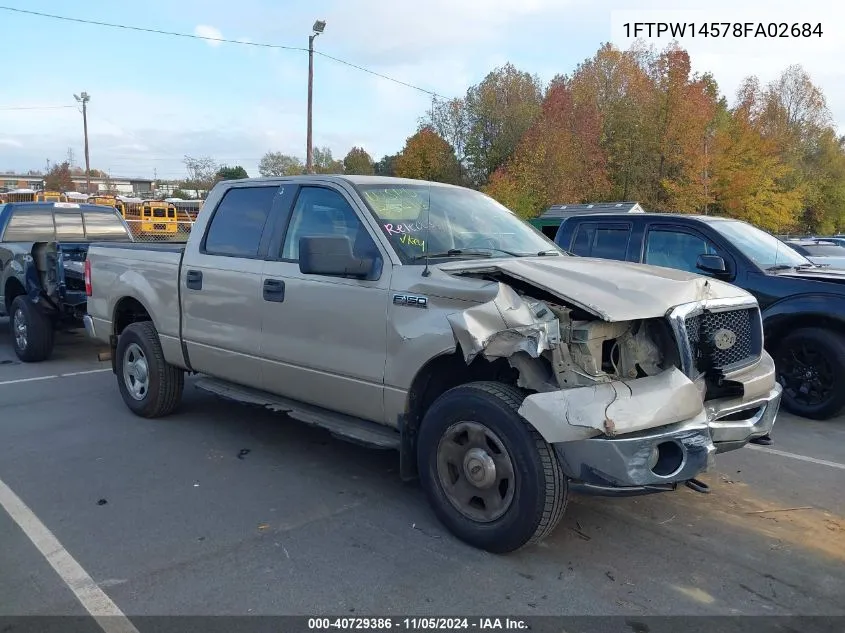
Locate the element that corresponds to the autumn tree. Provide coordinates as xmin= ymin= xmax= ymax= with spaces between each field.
xmin=44 ymin=161 xmax=74 ymax=192
xmin=569 ymin=43 xmax=657 ymax=204
xmin=484 ymin=80 xmax=609 ymax=218
xmin=394 ymin=127 xmax=460 ymax=184
xmin=463 ymin=63 xmax=544 ymax=185
xmin=712 ymin=84 xmax=803 ymax=232
xmin=342 ymin=147 xmax=375 ymax=175
xmin=258 ymin=151 xmax=304 ymax=177
xmin=216 ymin=165 xmax=249 ymax=180
xmin=647 ymin=44 xmax=721 ymax=211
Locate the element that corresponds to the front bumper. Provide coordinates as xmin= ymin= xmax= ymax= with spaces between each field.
xmin=553 ymin=383 xmax=781 ymax=493
xmin=517 ymin=351 xmax=782 ymax=495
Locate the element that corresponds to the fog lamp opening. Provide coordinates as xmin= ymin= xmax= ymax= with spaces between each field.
xmin=649 ymin=441 xmax=685 ymax=477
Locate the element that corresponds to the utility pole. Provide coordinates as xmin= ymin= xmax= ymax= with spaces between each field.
xmin=74 ymin=92 xmax=91 ymax=193
xmin=306 ymin=20 xmax=326 ymax=174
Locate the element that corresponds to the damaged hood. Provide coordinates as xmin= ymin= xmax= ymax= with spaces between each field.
xmin=437 ymin=256 xmax=751 ymax=321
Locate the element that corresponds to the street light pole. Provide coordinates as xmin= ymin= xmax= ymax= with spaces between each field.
xmin=306 ymin=20 xmax=326 ymax=175
xmin=74 ymin=92 xmax=91 ymax=193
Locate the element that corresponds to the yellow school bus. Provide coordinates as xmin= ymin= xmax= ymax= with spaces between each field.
xmin=36 ymin=190 xmax=68 ymax=202
xmin=88 ymin=194 xmax=126 ymax=217
xmin=123 ymin=199 xmax=178 ymax=239
xmin=167 ymin=198 xmax=203 ymax=233
xmin=6 ymin=188 xmax=37 ymax=202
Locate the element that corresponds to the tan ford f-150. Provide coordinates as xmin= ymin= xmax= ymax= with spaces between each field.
xmin=83 ymin=175 xmax=782 ymax=553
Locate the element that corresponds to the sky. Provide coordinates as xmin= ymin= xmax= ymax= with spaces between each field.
xmin=0 ymin=0 xmax=841 ymax=182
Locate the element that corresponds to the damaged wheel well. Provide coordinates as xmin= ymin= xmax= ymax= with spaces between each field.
xmin=405 ymin=351 xmax=522 ymax=440
xmin=113 ymin=297 xmax=152 ymax=335
xmin=4 ymin=278 xmax=25 ymax=314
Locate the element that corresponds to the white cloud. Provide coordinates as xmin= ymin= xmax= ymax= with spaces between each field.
xmin=194 ymin=24 xmax=224 ymax=46
xmin=0 ymin=139 xmax=23 ymax=148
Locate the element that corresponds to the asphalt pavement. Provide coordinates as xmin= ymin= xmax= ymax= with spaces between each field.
xmin=0 ymin=319 xmax=843 ymax=623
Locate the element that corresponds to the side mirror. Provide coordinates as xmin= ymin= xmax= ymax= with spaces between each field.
xmin=696 ymin=253 xmax=727 ymax=275
xmin=299 ymin=235 xmax=374 ymax=279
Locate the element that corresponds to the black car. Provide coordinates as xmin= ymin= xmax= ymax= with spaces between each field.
xmin=0 ymin=201 xmax=133 ymax=362
xmin=553 ymin=212 xmax=845 ymax=420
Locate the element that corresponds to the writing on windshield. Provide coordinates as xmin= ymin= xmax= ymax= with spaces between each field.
xmin=358 ymin=184 xmax=559 ymax=263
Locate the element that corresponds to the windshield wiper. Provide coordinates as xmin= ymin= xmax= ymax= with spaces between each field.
xmin=536 ymin=249 xmax=563 ymax=256
xmin=765 ymin=264 xmax=795 ymax=271
xmin=409 ymin=249 xmax=495 ymax=261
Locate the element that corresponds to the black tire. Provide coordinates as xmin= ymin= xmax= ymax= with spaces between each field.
xmin=775 ymin=327 xmax=845 ymax=420
xmin=116 ymin=321 xmax=184 ymax=418
xmin=10 ymin=295 xmax=55 ymax=362
xmin=417 ymin=381 xmax=568 ymax=553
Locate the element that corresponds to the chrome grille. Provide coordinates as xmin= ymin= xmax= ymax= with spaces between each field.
xmin=684 ymin=307 xmax=762 ymax=372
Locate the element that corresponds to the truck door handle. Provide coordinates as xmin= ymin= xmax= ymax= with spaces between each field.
xmin=263 ymin=278 xmax=285 ymax=302
xmin=186 ymin=269 xmax=203 ymax=290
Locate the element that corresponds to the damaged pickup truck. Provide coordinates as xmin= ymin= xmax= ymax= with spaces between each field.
xmin=0 ymin=201 xmax=133 ymax=361
xmin=83 ymin=176 xmax=782 ymax=553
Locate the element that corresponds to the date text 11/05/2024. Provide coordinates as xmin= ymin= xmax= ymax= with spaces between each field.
xmin=622 ymin=22 xmax=823 ymax=38
xmin=308 ymin=617 xmax=529 ymax=630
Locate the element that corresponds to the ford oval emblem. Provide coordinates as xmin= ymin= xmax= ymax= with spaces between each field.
xmin=713 ymin=328 xmax=737 ymax=351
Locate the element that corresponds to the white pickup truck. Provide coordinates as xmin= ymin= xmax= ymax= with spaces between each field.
xmin=83 ymin=175 xmax=782 ymax=552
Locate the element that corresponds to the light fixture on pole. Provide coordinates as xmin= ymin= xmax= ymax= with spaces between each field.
xmin=73 ymin=92 xmax=91 ymax=193
xmin=306 ymin=20 xmax=326 ymax=174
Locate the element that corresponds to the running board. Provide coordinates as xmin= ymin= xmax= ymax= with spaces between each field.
xmin=194 ymin=377 xmax=400 ymax=450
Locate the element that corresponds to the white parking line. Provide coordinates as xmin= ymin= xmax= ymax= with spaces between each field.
xmin=0 ymin=368 xmax=111 ymax=386
xmin=747 ymin=444 xmax=845 ymax=470
xmin=0 ymin=477 xmax=139 ymax=633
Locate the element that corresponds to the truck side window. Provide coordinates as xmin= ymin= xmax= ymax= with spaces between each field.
xmin=645 ymin=229 xmax=718 ymax=273
xmin=592 ymin=226 xmax=631 ymax=259
xmin=203 ymin=186 xmax=278 ymax=258
xmin=281 ymin=187 xmax=379 ymax=263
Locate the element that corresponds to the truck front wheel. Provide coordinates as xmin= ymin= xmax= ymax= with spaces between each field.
xmin=10 ymin=296 xmax=55 ymax=362
xmin=417 ymin=381 xmax=568 ymax=553
xmin=775 ymin=327 xmax=845 ymax=420
xmin=116 ymin=321 xmax=184 ymax=418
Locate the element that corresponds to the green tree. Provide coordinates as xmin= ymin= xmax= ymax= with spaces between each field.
xmin=313 ymin=147 xmax=344 ymax=174
xmin=374 ymin=153 xmax=399 ymax=176
xmin=342 ymin=147 xmax=375 ymax=175
xmin=216 ymin=165 xmax=249 ymax=180
xmin=183 ymin=155 xmax=220 ymax=198
xmin=258 ymin=151 xmax=304 ymax=176
xmin=422 ymin=97 xmax=469 ymax=182
xmin=44 ymin=161 xmax=74 ymax=192
xmin=394 ymin=127 xmax=460 ymax=183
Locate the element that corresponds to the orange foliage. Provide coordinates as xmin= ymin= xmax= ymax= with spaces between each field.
xmin=394 ymin=127 xmax=460 ymax=184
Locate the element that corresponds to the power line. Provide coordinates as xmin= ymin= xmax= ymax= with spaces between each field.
xmin=0 ymin=6 xmax=305 ymax=51
xmin=0 ymin=5 xmax=446 ymax=99
xmin=0 ymin=105 xmax=75 ymax=111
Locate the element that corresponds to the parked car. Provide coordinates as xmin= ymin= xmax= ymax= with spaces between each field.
xmin=83 ymin=176 xmax=780 ymax=553
xmin=0 ymin=201 xmax=133 ymax=361
xmin=554 ymin=213 xmax=845 ymax=420
xmin=784 ymin=239 xmax=845 ymax=269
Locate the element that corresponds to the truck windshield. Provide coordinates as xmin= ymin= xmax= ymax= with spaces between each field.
xmin=356 ymin=183 xmax=562 ymax=263
xmin=709 ymin=219 xmax=813 ymax=270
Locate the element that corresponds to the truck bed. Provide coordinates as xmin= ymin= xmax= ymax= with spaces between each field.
xmin=90 ymin=241 xmax=186 ymax=254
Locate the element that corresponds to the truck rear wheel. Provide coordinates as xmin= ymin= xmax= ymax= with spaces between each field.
xmin=417 ymin=381 xmax=568 ymax=553
xmin=116 ymin=321 xmax=184 ymax=418
xmin=775 ymin=327 xmax=845 ymax=420
xmin=10 ymin=296 xmax=55 ymax=363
